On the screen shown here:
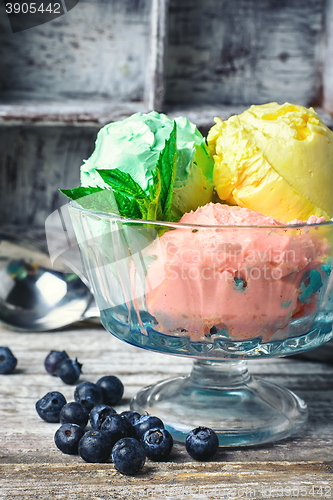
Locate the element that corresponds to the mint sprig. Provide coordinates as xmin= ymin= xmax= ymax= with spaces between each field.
xmin=60 ymin=122 xmax=178 ymax=224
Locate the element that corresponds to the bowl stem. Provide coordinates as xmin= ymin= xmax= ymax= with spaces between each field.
xmin=131 ymin=358 xmax=308 ymax=446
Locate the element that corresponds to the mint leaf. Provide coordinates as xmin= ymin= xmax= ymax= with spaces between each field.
xmin=60 ymin=186 xmax=103 ymax=201
xmin=61 ymin=185 xmax=143 ymax=220
xmin=113 ymin=190 xmax=142 ymax=219
xmin=59 ymin=186 xmax=118 ymax=213
xmin=96 ymin=169 xmax=148 ymax=202
xmin=96 ymin=168 xmax=151 ymax=219
xmin=156 ymin=121 xmax=177 ymax=220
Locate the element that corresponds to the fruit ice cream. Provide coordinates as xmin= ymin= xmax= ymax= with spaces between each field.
xmin=145 ymin=203 xmax=329 ymax=343
xmin=80 ymin=111 xmax=214 ymax=218
xmin=207 ymin=102 xmax=333 ymax=223
xmin=63 ymin=104 xmax=333 ymax=347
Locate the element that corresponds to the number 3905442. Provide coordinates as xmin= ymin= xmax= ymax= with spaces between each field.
xmin=5 ymin=3 xmax=61 ymax=14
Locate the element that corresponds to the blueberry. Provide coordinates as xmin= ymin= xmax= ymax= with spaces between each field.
xmin=57 ymin=358 xmax=82 ymax=384
xmin=96 ymin=375 xmax=124 ymax=406
xmin=120 ymin=410 xmax=141 ymax=435
xmin=120 ymin=410 xmax=141 ymax=425
xmin=35 ymin=391 xmax=67 ymax=423
xmin=133 ymin=413 xmax=164 ymax=440
xmin=185 ymin=426 xmax=219 ymax=461
xmin=99 ymin=414 xmax=132 ymax=447
xmin=54 ymin=423 xmax=85 ymax=454
xmin=90 ymin=404 xmax=117 ymax=430
xmin=141 ymin=428 xmax=173 ymax=461
xmin=78 ymin=430 xmax=111 ymax=463
xmin=0 ymin=346 xmax=17 ymax=374
xmin=74 ymin=381 xmax=103 ymax=411
xmin=60 ymin=402 xmax=89 ymax=428
xmin=44 ymin=350 xmax=69 ymax=376
xmin=112 ymin=437 xmax=146 ymax=475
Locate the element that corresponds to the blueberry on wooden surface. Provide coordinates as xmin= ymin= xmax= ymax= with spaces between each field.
xmin=0 ymin=346 xmax=17 ymax=374
xmin=185 ymin=426 xmax=219 ymax=461
xmin=35 ymin=391 xmax=67 ymax=423
xmin=78 ymin=430 xmax=111 ymax=463
xmin=74 ymin=381 xmax=103 ymax=411
xmin=141 ymin=427 xmax=173 ymax=461
xmin=99 ymin=413 xmax=132 ymax=448
xmin=96 ymin=375 xmax=124 ymax=406
xmin=133 ymin=414 xmax=164 ymax=440
xmin=111 ymin=437 xmax=146 ymax=475
xmin=56 ymin=358 xmax=82 ymax=384
xmin=90 ymin=404 xmax=117 ymax=430
xmin=120 ymin=410 xmax=141 ymax=436
xmin=60 ymin=402 xmax=89 ymax=428
xmin=54 ymin=423 xmax=85 ymax=454
xmin=44 ymin=350 xmax=69 ymax=376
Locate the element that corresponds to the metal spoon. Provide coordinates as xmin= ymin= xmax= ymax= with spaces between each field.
xmin=0 ymin=231 xmax=100 ymax=332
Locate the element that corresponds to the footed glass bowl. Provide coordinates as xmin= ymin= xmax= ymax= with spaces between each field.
xmin=69 ymin=202 xmax=333 ymax=446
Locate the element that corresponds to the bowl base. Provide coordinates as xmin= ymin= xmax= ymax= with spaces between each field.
xmin=131 ymin=359 xmax=308 ymax=447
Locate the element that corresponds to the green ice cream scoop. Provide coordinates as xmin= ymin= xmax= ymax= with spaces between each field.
xmin=80 ymin=111 xmax=214 ymax=217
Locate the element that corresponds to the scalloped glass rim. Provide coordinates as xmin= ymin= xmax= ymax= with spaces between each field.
xmin=100 ymin=309 xmax=333 ymax=360
xmin=69 ymin=200 xmax=333 ymax=230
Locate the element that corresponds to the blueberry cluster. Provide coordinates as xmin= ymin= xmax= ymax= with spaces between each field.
xmin=36 ymin=352 xmax=219 ymax=474
xmin=44 ymin=350 xmax=82 ymax=384
xmin=35 ymin=378 xmax=175 ymax=474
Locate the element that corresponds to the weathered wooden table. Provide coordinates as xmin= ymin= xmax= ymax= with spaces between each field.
xmin=0 ymin=322 xmax=332 ymax=500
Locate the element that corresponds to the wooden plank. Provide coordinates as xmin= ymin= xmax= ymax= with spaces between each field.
xmin=323 ymin=0 xmax=333 ymax=114
xmin=0 ymin=100 xmax=147 ymax=126
xmin=0 ymin=0 xmax=169 ymax=115
xmin=0 ymin=125 xmax=99 ymax=227
xmin=0 ymin=0 xmax=152 ymax=103
xmin=0 ymin=462 xmax=332 ymax=500
xmin=145 ymin=0 xmax=170 ymax=112
xmin=0 ymin=102 xmax=332 ymax=132
xmin=0 ymin=325 xmax=332 ymax=499
xmin=165 ymin=0 xmax=326 ymax=107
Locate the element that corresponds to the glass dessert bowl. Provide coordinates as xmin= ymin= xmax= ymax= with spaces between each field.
xmin=69 ymin=202 xmax=333 ymax=447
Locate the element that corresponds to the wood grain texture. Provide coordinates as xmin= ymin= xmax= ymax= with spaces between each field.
xmin=165 ymin=0 xmax=325 ymax=107
xmin=0 ymin=100 xmax=148 ymax=126
xmin=0 ymin=125 xmax=98 ymax=227
xmin=323 ymin=0 xmax=333 ymax=114
xmin=0 ymin=0 xmax=152 ymax=102
xmin=145 ymin=0 xmax=170 ymax=112
xmin=0 ymin=325 xmax=332 ymax=499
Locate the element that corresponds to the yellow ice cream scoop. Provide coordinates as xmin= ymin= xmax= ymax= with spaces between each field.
xmin=207 ymin=102 xmax=333 ymax=222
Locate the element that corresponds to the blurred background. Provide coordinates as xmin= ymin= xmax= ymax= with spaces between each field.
xmin=0 ymin=0 xmax=333 ymax=228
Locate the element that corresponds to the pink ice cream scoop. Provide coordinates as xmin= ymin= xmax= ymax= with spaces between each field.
xmin=145 ymin=203 xmax=328 ymax=343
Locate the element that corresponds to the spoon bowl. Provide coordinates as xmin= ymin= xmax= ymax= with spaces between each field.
xmin=0 ymin=231 xmax=99 ymax=332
